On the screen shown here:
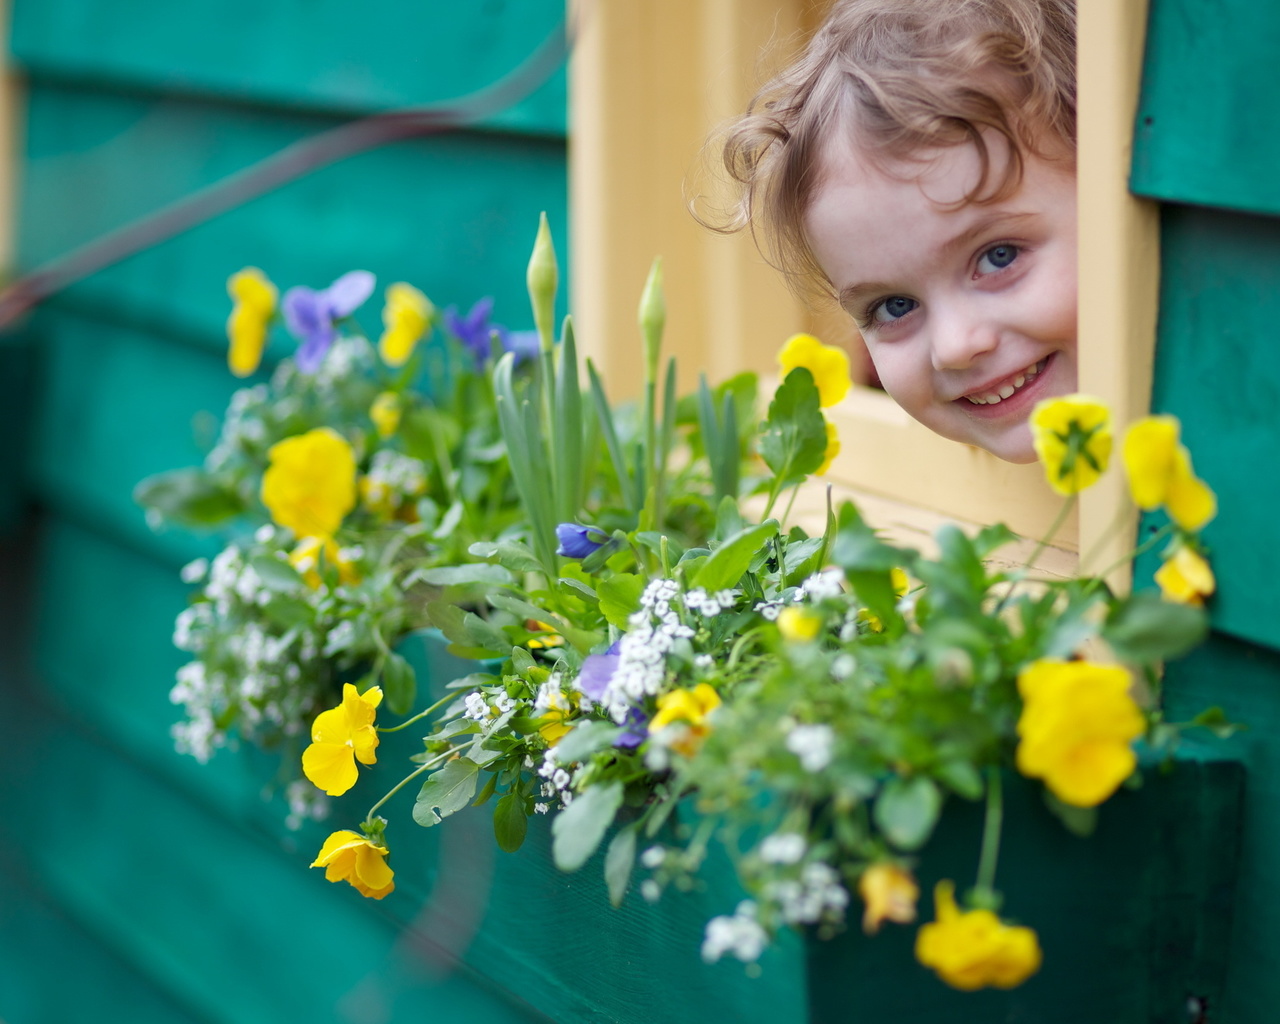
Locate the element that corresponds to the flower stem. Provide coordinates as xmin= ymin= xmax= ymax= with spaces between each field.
xmin=365 ymin=747 xmax=455 ymax=820
xmin=377 ymin=690 xmax=458 ymax=733
xmin=975 ymin=768 xmax=1004 ymax=897
xmin=1024 ymin=493 xmax=1076 ymax=573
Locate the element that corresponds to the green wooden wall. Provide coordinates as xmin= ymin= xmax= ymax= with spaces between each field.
xmin=1131 ymin=1 xmax=1280 ymax=1020
xmin=0 ymin=3 xmax=574 ymax=1020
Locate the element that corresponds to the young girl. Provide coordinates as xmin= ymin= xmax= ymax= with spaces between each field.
xmin=719 ymin=0 xmax=1077 ymax=464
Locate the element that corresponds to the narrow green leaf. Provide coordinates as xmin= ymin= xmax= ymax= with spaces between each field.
xmin=468 ymin=539 xmax=544 ymax=574
xmin=472 ymin=771 xmax=499 ymax=807
xmin=414 ymin=563 xmax=514 ymax=587
xmin=605 ymin=823 xmax=639 ymax=907
xmin=587 ymin=359 xmax=638 ymax=513
xmin=413 ymin=758 xmax=481 ymax=827
xmin=1104 ymin=592 xmax=1208 ymax=662
xmin=494 ymin=791 xmax=529 ymax=852
xmin=552 ymin=781 xmax=624 ymax=871
xmin=249 ymin=554 xmax=304 ymax=592
xmin=133 ymin=469 xmax=245 ymax=527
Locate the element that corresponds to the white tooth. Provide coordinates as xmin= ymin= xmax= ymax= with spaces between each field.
xmin=984 ymin=393 xmax=1002 ymax=404
xmin=1013 ymin=374 xmax=1025 ymax=387
xmin=967 ymin=395 xmax=986 ymax=405
xmin=999 ymin=385 xmax=1015 ymax=399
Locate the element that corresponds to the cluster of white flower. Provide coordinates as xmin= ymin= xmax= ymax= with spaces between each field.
xmin=799 ymin=567 xmax=846 ymax=602
xmin=597 ymin=578 xmax=695 ymax=724
xmin=533 ymin=676 xmax=567 ymax=716
xmin=204 ymin=546 xmax=270 ymax=616
xmin=169 ymin=660 xmax=223 ymax=763
xmin=763 ymin=862 xmax=849 ymax=926
xmin=363 ymin=449 xmax=427 ymax=510
xmin=701 ymin=901 xmax=770 ymax=963
xmin=314 ymin=337 xmax=370 ymax=390
xmin=536 ymin=747 xmax=576 ymax=808
xmin=754 ymin=599 xmax=784 ymax=621
xmin=786 ymin=723 xmax=836 ymax=772
xmin=758 ymin=832 xmax=807 ymax=865
xmin=205 ymin=384 xmax=269 ymax=471
xmin=682 ymin=587 xmax=739 ymax=617
xmin=284 ymin=778 xmax=330 ymax=832
xmin=322 ymin=619 xmax=357 ymax=657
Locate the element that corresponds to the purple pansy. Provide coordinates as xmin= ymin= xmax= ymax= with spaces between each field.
xmin=444 ymin=298 xmax=540 ymax=368
xmin=282 ymin=270 xmax=375 ymax=373
xmin=556 ymin=523 xmax=607 ymax=559
xmin=576 ymin=643 xmax=648 ymax=749
xmin=615 ymin=706 xmax=649 ymax=750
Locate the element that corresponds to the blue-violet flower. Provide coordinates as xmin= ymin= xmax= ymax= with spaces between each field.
xmin=282 ymin=270 xmax=376 ymax=373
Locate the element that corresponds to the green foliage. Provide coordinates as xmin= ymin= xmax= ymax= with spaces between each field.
xmin=413 ymin=758 xmax=481 ymax=826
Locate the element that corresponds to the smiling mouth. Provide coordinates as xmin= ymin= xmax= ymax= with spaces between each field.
xmin=961 ymin=357 xmax=1050 ymax=406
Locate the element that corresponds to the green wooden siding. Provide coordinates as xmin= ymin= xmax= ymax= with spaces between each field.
xmin=1132 ymin=1 xmax=1280 ymax=1021
xmin=1 ymin=1 xmax=571 ymax=1020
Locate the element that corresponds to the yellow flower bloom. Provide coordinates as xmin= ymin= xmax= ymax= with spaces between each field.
xmin=778 ymin=333 xmax=851 ymax=408
xmin=1155 ymin=545 xmax=1215 ymax=607
xmin=915 ymin=881 xmax=1041 ymax=990
xmin=1121 ymin=416 xmax=1217 ymax=532
xmin=261 ymin=427 xmax=357 ymax=538
xmin=369 ymin=391 xmax=402 ymax=438
xmin=1030 ymin=395 xmax=1113 ymax=495
xmin=301 ymin=684 xmax=383 ymax=796
xmin=288 ymin=535 xmax=360 ymax=589
xmin=537 ymin=688 xmax=574 ymax=744
xmin=859 ymin=862 xmax=919 ymax=934
xmin=1015 ymin=659 xmax=1144 ymax=808
xmin=816 ymin=419 xmax=840 ymax=475
xmin=226 ymin=267 xmax=277 ymax=377
xmin=378 ymin=282 xmax=434 ymax=367
xmin=311 ymin=830 xmax=394 ymax=900
xmin=650 ymin=684 xmax=722 ymax=756
xmin=777 ymin=606 xmax=822 ymax=643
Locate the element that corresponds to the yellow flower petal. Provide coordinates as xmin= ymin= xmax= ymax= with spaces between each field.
xmin=301 ymin=684 xmax=382 ymax=794
xmin=289 ymin=535 xmax=359 ymax=589
xmin=225 ymin=268 xmax=277 ymax=378
xmin=378 ymin=283 xmax=434 ymax=367
xmin=369 ymin=391 xmax=402 ymax=439
xmin=858 ymin=863 xmax=918 ymax=934
xmin=311 ymin=830 xmax=394 ymax=899
xmin=1030 ymin=395 xmax=1112 ymax=496
xmin=915 ymin=881 xmax=1041 ymax=991
xmin=1165 ymin=468 xmax=1217 ymax=533
xmin=816 ymin=418 xmax=840 ymax=475
xmin=302 ymin=742 xmax=359 ymax=796
xmin=1121 ymin=416 xmax=1216 ymax=531
xmin=778 ymin=606 xmax=822 ymax=643
xmin=777 ymin=333 xmax=851 ymax=408
xmin=1155 ymin=546 xmax=1215 ymax=606
xmin=261 ymin=427 xmax=357 ymax=538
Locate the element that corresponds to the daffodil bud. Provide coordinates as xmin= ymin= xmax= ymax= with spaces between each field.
xmin=527 ymin=211 xmax=558 ymax=351
xmin=638 ymin=256 xmax=666 ymax=382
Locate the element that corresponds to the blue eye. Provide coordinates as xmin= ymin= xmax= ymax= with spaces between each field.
xmin=977 ymin=244 xmax=1019 ymax=273
xmin=872 ymin=296 xmax=918 ymax=323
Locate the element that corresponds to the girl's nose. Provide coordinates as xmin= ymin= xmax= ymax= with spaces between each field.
xmin=929 ymin=304 xmax=999 ymax=371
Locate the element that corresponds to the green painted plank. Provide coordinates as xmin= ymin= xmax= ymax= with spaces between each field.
xmin=18 ymin=84 xmax=568 ymax=339
xmin=0 ymin=846 xmax=201 ymax=1024
xmin=1160 ymin=633 xmax=1280 ymax=1024
xmin=0 ymin=695 xmax=548 ymax=1024
xmin=1137 ymin=204 xmax=1280 ymax=651
xmin=10 ymin=0 xmax=567 ymax=137
xmin=1132 ymin=0 xmax=1280 ymax=216
xmin=805 ymin=762 xmax=1242 ymax=1023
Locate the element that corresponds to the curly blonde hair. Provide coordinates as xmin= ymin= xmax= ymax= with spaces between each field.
xmin=714 ymin=0 xmax=1076 ymax=291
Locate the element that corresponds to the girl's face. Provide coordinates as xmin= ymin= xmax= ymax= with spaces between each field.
xmin=803 ymin=134 xmax=1078 ymax=463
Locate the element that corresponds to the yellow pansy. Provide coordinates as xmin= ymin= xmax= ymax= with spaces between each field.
xmin=1155 ymin=545 xmax=1215 ymax=607
xmin=1030 ymin=395 xmax=1112 ymax=495
xmin=311 ymin=830 xmax=395 ymax=899
xmin=288 ymin=535 xmax=360 ymax=589
xmin=777 ymin=606 xmax=822 ymax=643
xmin=816 ymin=419 xmax=840 ymax=475
xmin=778 ymin=333 xmax=851 ymax=408
xmin=369 ymin=391 xmax=402 ymax=438
xmin=261 ymin=427 xmax=357 ymax=538
xmin=650 ymin=683 xmax=722 ymax=757
xmin=1121 ymin=416 xmax=1217 ymax=532
xmin=226 ymin=267 xmax=277 ymax=377
xmin=1015 ymin=659 xmax=1144 ymax=808
xmin=915 ymin=881 xmax=1041 ymax=990
xmin=858 ymin=862 xmax=919 ymax=934
xmin=301 ymin=684 xmax=383 ymax=796
xmin=378 ymin=282 xmax=434 ymax=367
xmin=537 ymin=688 xmax=574 ymax=744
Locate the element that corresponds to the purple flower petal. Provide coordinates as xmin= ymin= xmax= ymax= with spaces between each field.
xmin=616 ymin=707 xmax=649 ymax=749
xmin=576 ymin=653 xmax=620 ymax=702
xmin=324 ymin=270 xmax=376 ymax=317
xmin=504 ymin=330 xmax=541 ymax=364
xmin=282 ymin=286 xmax=327 ymax=340
xmin=557 ymin=523 xmax=606 ymax=559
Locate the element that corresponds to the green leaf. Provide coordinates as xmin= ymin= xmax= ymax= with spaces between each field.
xmin=472 ymin=771 xmax=499 ymax=807
xmin=260 ymin=595 xmax=314 ymax=629
xmin=1190 ymin=706 xmax=1245 ymax=739
xmin=468 ymin=540 xmax=544 ymax=574
xmin=873 ymin=776 xmax=942 ymax=851
xmin=935 ymin=761 xmax=984 ymax=800
xmin=133 ymin=468 xmax=245 ymax=527
xmin=493 ymin=791 xmax=529 ymax=852
xmin=605 ymin=823 xmax=639 ymax=907
xmin=831 ymin=502 xmax=914 ymax=573
xmin=1043 ymin=790 xmax=1097 ymax=837
xmin=691 ymin=520 xmax=779 ymax=593
xmin=380 ymin=651 xmax=416 ymax=717
xmin=413 ymin=758 xmax=481 ymax=827
xmin=759 ymin=367 xmax=827 ymax=486
xmin=414 ymin=564 xmax=514 ymax=587
xmin=510 ymin=647 xmax=537 ymax=674
xmin=714 ymin=494 xmax=744 ymax=543
xmin=1103 ymin=592 xmax=1208 ymax=662
xmin=598 ymin=573 xmax=645 ymax=628
xmin=249 ymin=554 xmax=304 ymax=592
xmin=552 ymin=781 xmax=624 ymax=872
xmin=973 ymin=522 xmax=1019 ymax=559
xmin=553 ymin=720 xmax=623 ymax=763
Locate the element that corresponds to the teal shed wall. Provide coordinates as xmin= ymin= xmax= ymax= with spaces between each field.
xmin=1132 ymin=1 xmax=1280 ymax=1020
xmin=0 ymin=3 xmax=572 ymax=1020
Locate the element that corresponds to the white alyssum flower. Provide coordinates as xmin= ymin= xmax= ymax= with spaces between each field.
xmin=463 ymin=692 xmax=490 ymax=722
xmin=640 ymin=846 xmax=667 ymax=869
xmin=754 ymin=599 xmax=783 ymax=621
xmin=786 ymin=723 xmax=836 ymax=772
xmin=764 ymin=862 xmax=850 ymax=926
xmin=180 ymin=558 xmax=209 ymax=584
xmin=596 ymin=578 xmax=696 ymax=724
xmin=759 ymin=832 xmax=807 ymax=865
xmin=800 ymin=567 xmax=846 ymax=602
xmin=702 ymin=901 xmax=769 ymax=963
xmin=322 ymin=619 xmax=357 ymax=657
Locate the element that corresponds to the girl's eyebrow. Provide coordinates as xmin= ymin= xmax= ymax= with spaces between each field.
xmin=836 ymin=210 xmax=1040 ymax=309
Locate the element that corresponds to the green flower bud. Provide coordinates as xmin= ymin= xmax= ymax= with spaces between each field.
xmin=527 ymin=211 xmax=559 ymax=352
xmin=638 ymin=256 xmax=666 ymax=382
